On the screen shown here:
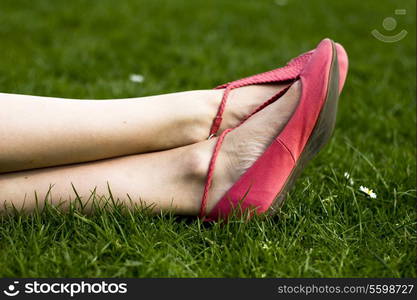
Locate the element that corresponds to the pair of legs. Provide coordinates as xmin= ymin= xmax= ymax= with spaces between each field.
xmin=0 ymin=82 xmax=300 ymax=215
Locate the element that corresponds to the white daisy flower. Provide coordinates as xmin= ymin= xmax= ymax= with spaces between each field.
xmin=129 ymin=74 xmax=144 ymax=83
xmin=359 ymin=185 xmax=377 ymax=199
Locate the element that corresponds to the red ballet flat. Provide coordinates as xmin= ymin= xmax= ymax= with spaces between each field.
xmin=201 ymin=38 xmax=348 ymax=220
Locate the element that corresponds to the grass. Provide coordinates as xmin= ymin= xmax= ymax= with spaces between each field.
xmin=0 ymin=0 xmax=415 ymax=277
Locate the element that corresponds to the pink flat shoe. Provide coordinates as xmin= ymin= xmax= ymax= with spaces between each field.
xmin=200 ymin=38 xmax=349 ymax=220
xmin=208 ymin=41 xmax=348 ymax=138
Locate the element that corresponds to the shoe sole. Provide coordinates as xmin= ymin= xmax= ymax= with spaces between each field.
xmin=267 ymin=40 xmax=340 ymax=216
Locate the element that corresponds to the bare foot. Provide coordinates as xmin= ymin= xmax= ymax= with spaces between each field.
xmin=191 ymin=81 xmax=301 ymax=214
xmin=213 ymin=83 xmax=291 ymax=133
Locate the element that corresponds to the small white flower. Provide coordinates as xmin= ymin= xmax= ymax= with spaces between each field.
xmin=359 ymin=185 xmax=377 ymax=199
xmin=129 ymin=74 xmax=144 ymax=83
xmin=344 ymin=172 xmax=354 ymax=185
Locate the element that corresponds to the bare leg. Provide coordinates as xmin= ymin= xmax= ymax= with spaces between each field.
xmin=0 ymin=144 xmax=207 ymax=215
xmin=0 ymin=82 xmax=300 ymax=215
xmin=0 ymin=84 xmax=287 ymax=173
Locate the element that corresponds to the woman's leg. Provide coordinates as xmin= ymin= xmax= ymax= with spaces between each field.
xmin=0 ymin=84 xmax=287 ymax=173
xmin=0 ymin=142 xmax=209 ymax=215
xmin=0 ymin=82 xmax=300 ymax=215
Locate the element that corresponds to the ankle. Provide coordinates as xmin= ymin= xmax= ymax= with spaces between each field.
xmin=182 ymin=140 xmax=215 ymax=182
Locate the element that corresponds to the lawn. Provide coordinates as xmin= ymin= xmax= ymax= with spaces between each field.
xmin=0 ymin=0 xmax=415 ymax=277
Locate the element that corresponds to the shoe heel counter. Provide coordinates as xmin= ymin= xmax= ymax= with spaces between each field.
xmin=207 ymin=138 xmax=296 ymax=219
